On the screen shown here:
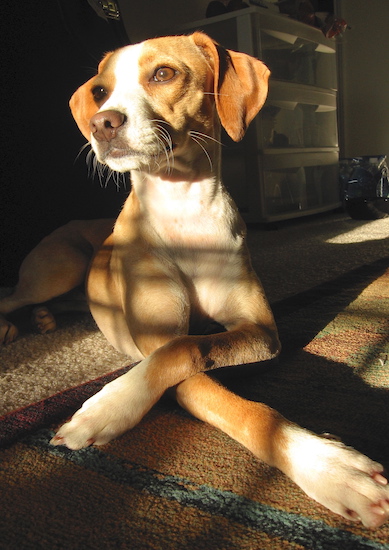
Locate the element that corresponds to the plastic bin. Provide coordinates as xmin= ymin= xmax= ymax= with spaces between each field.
xmin=339 ymin=156 xmax=389 ymax=219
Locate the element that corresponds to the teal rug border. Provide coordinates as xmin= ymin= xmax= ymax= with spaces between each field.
xmin=23 ymin=429 xmax=389 ymax=550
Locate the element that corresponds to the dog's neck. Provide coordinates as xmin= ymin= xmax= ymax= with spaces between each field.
xmin=132 ymin=171 xmax=221 ymax=215
xmin=128 ymin=130 xmax=229 ymax=221
xmin=117 ymin=137 xmax=242 ymax=247
xmin=125 ymin=170 xmax=243 ymax=254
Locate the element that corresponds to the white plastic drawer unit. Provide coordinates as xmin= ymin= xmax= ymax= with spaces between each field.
xmin=263 ymin=81 xmax=338 ymax=149
xmin=179 ymin=8 xmax=341 ymax=222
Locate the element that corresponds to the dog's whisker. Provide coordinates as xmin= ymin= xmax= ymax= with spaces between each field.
xmin=155 ymin=124 xmax=174 ymax=150
xmin=104 ymin=168 xmax=113 ymax=187
xmin=106 ymin=166 xmax=126 ymax=190
xmin=154 ymin=130 xmax=170 ymax=157
xmin=189 ymin=131 xmax=223 ymax=147
xmin=152 ymin=133 xmax=169 ymax=172
xmin=74 ymin=142 xmax=92 ymax=164
xmin=88 ymin=152 xmax=97 ymax=179
xmin=153 ymin=123 xmax=175 ymax=174
xmin=95 ymin=159 xmax=105 ymax=186
xmin=161 ymin=130 xmax=174 ymax=153
xmin=82 ymin=147 xmax=126 ymax=190
xmin=116 ymin=171 xmax=128 ymax=191
xmin=189 ymin=133 xmax=213 ymax=170
xmin=96 ymin=159 xmax=110 ymax=188
xmin=148 ymin=119 xmax=178 ymax=175
xmin=86 ymin=150 xmax=97 ymax=179
xmin=79 ymin=144 xmax=108 ymax=184
xmin=151 ymin=118 xmax=174 ymax=129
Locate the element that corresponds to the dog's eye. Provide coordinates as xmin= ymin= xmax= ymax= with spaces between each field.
xmin=153 ymin=67 xmax=177 ymax=83
xmin=92 ymin=86 xmax=108 ymax=102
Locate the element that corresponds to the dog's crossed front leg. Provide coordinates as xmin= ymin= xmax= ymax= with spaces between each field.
xmin=51 ymin=318 xmax=280 ymax=450
xmin=51 ymin=317 xmax=389 ymax=527
xmin=173 ymin=373 xmax=389 ymax=529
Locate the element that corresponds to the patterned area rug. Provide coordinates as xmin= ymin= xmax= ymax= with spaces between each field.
xmin=0 ymin=259 xmax=388 ymax=549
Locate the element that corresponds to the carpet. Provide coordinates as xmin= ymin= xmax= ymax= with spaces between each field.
xmin=0 ymin=258 xmax=388 ymax=549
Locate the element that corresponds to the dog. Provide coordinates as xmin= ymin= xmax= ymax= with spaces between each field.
xmin=1 ymin=33 xmax=388 ymax=528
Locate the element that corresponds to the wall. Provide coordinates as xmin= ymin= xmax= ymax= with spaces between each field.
xmin=336 ymin=0 xmax=389 ymax=157
xmin=120 ymin=0 xmax=210 ymax=42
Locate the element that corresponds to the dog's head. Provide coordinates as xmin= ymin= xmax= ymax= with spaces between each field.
xmin=70 ymin=33 xmax=270 ymax=173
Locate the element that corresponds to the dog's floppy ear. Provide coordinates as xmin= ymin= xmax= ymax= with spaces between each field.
xmin=191 ymin=32 xmax=270 ymax=142
xmin=69 ymin=77 xmax=96 ymax=140
xmin=70 ymin=52 xmax=114 ymax=140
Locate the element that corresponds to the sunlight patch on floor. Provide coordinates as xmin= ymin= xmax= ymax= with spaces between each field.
xmin=326 ymin=218 xmax=389 ymax=244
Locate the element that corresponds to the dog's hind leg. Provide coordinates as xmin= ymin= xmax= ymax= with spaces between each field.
xmin=0 ymin=220 xmax=112 ymax=345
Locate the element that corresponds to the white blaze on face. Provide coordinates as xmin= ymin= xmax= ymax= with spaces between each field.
xmin=91 ymin=42 xmax=162 ymax=172
xmin=97 ymin=43 xmax=145 ymax=122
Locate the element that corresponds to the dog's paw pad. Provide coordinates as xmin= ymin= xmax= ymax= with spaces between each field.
xmin=0 ymin=316 xmax=19 ymax=345
xmin=32 ymin=306 xmax=57 ymax=334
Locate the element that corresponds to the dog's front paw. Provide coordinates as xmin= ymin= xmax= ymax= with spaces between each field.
xmin=285 ymin=428 xmax=389 ymax=528
xmin=0 ymin=315 xmax=19 ymax=345
xmin=51 ymin=366 xmax=154 ymax=450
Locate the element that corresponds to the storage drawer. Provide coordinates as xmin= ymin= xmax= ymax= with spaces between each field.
xmin=262 ymin=153 xmax=340 ymax=219
xmin=258 ymin=26 xmax=336 ymax=90
xmin=261 ymin=81 xmax=338 ymax=148
xmin=223 ymin=150 xmax=340 ymax=222
xmin=179 ymin=8 xmax=340 ymax=223
xmin=252 ymin=11 xmax=337 ymax=90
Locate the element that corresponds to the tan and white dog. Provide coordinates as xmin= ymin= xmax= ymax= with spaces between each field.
xmin=1 ymin=33 xmax=388 ymax=528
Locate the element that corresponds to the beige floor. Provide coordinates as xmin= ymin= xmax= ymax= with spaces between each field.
xmin=1 ymin=211 xmax=388 ymax=416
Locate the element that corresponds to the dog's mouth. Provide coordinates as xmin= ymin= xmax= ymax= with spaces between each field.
xmin=93 ymin=140 xmax=179 ymax=173
xmin=108 ymin=147 xmax=144 ymax=158
xmin=104 ymin=141 xmax=177 ymax=160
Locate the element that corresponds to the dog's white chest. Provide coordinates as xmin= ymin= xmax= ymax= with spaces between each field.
xmin=131 ymin=174 xmax=245 ymax=319
xmin=154 ymin=184 xmax=243 ymax=315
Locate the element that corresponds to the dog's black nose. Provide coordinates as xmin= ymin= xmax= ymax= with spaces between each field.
xmin=90 ymin=110 xmax=125 ymax=142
